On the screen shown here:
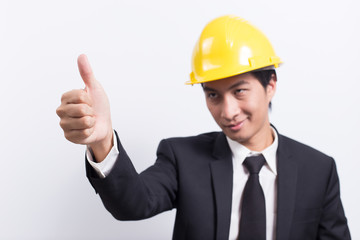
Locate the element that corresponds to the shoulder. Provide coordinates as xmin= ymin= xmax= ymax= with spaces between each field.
xmin=165 ymin=132 xmax=222 ymax=143
xmin=156 ymin=132 xmax=224 ymax=156
xmin=278 ymin=134 xmax=335 ymax=167
xmin=279 ymin=134 xmax=330 ymax=157
xmin=160 ymin=131 xmax=222 ymax=148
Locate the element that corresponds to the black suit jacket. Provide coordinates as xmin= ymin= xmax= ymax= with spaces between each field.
xmin=86 ymin=129 xmax=351 ymax=240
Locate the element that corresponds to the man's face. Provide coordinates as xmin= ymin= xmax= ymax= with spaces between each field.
xmin=203 ymin=72 xmax=276 ymax=150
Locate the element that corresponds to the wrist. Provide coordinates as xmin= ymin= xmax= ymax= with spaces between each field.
xmin=89 ymin=129 xmax=114 ymax=163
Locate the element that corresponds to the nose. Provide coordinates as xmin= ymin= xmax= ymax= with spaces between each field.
xmin=221 ymin=95 xmax=240 ymax=121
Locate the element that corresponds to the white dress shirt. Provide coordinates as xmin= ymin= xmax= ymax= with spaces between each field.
xmin=87 ymin=128 xmax=278 ymax=240
xmin=86 ymin=131 xmax=119 ymax=178
xmin=227 ymin=129 xmax=278 ymax=240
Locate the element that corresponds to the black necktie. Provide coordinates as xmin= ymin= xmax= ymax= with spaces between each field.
xmin=238 ymin=154 xmax=266 ymax=240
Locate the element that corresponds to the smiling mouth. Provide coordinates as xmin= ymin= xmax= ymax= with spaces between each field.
xmin=225 ymin=119 xmax=246 ymax=131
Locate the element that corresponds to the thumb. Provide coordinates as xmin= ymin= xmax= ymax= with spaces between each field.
xmin=77 ymin=54 xmax=97 ymax=89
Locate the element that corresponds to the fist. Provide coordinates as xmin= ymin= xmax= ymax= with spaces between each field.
xmin=56 ymin=54 xmax=113 ymax=160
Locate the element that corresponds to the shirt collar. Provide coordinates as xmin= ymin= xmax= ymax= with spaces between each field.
xmin=226 ymin=127 xmax=278 ymax=175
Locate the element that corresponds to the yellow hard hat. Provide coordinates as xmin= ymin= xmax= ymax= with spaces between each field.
xmin=187 ymin=15 xmax=282 ymax=85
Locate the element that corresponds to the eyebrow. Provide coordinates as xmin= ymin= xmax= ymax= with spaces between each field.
xmin=202 ymin=80 xmax=250 ymax=92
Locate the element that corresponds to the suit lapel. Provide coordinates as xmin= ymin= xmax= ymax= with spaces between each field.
xmin=210 ymin=132 xmax=233 ymax=240
xmin=276 ymin=134 xmax=298 ymax=240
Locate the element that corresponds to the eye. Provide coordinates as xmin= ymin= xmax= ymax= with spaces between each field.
xmin=207 ymin=92 xmax=218 ymax=99
xmin=234 ymin=89 xmax=245 ymax=95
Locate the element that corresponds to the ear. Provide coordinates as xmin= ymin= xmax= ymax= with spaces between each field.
xmin=266 ymin=73 xmax=277 ymax=101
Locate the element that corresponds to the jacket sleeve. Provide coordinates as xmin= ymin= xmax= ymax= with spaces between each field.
xmin=317 ymin=159 xmax=351 ymax=239
xmin=86 ymin=131 xmax=178 ymax=220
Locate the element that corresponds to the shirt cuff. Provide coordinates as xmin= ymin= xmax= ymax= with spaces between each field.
xmin=86 ymin=130 xmax=119 ymax=178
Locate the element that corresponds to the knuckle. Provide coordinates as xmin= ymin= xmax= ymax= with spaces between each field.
xmin=78 ymin=91 xmax=87 ymax=103
xmin=78 ymin=104 xmax=88 ymax=116
xmin=64 ymin=130 xmax=85 ymax=144
xmin=75 ymin=128 xmax=90 ymax=139
xmin=57 ymin=105 xmax=68 ymax=117
xmin=64 ymin=131 xmax=73 ymax=142
xmin=61 ymin=90 xmax=73 ymax=102
xmin=56 ymin=107 xmax=63 ymax=117
xmin=82 ymin=116 xmax=93 ymax=128
xmin=59 ymin=119 xmax=68 ymax=129
xmin=60 ymin=93 xmax=66 ymax=102
xmin=83 ymin=128 xmax=92 ymax=138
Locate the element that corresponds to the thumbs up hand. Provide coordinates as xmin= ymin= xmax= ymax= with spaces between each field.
xmin=56 ymin=54 xmax=113 ymax=162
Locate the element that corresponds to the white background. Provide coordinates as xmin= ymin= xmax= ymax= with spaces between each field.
xmin=1 ymin=0 xmax=359 ymax=239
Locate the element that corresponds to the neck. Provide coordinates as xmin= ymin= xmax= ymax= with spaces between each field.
xmin=242 ymin=124 xmax=274 ymax=152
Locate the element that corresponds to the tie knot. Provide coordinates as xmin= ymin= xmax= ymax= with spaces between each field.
xmin=243 ymin=154 xmax=266 ymax=174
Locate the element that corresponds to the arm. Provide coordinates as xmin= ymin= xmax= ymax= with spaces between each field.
xmin=57 ymin=54 xmax=177 ymax=220
xmin=86 ymin=131 xmax=178 ymax=220
xmin=317 ymin=159 xmax=351 ymax=240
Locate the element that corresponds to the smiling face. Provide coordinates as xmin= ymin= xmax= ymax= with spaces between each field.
xmin=203 ymin=72 xmax=276 ymax=151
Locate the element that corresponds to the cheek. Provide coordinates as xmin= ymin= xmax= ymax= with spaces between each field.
xmin=241 ymin=100 xmax=257 ymax=115
xmin=206 ymin=103 xmax=221 ymax=120
xmin=244 ymin=96 xmax=268 ymax=117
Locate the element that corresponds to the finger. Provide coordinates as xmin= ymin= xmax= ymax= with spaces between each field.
xmin=64 ymin=128 xmax=95 ymax=144
xmin=57 ymin=104 xmax=94 ymax=118
xmin=60 ymin=116 xmax=95 ymax=131
xmin=77 ymin=54 xmax=96 ymax=90
xmin=61 ymin=89 xmax=92 ymax=105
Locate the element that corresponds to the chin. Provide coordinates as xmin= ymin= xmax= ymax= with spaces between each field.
xmin=223 ymin=130 xmax=249 ymax=144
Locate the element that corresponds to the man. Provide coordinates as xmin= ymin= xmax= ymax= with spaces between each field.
xmin=56 ymin=15 xmax=351 ymax=239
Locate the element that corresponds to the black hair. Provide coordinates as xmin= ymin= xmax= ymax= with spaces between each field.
xmin=250 ymin=69 xmax=276 ymax=109
xmin=250 ymin=69 xmax=276 ymax=90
